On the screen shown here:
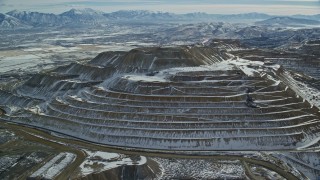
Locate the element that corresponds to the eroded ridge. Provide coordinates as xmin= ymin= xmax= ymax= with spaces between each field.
xmin=0 ymin=46 xmax=319 ymax=152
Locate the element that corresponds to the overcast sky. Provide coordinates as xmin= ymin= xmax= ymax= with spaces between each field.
xmin=0 ymin=0 xmax=319 ymax=15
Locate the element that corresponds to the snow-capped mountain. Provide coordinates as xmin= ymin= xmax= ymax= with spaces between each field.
xmin=6 ymin=10 xmax=71 ymax=26
xmin=6 ymin=8 xmax=107 ymax=26
xmin=62 ymin=8 xmax=104 ymax=16
xmin=0 ymin=13 xmax=31 ymax=29
xmin=103 ymin=10 xmax=177 ymax=20
xmin=60 ymin=8 xmax=106 ymax=23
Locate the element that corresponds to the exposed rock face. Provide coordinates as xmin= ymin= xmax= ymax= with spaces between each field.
xmin=0 ymin=108 xmax=5 ymax=115
xmin=0 ymin=45 xmax=319 ymax=152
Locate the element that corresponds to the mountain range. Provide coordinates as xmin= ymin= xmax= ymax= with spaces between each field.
xmin=1 ymin=8 xmax=319 ymax=29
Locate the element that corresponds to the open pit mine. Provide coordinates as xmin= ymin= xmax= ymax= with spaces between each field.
xmin=0 ymin=40 xmax=320 ymax=179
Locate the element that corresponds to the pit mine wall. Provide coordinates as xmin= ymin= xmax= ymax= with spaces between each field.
xmin=277 ymin=67 xmax=320 ymax=112
xmin=1 ymin=67 xmax=320 ymax=151
xmin=0 ymin=49 xmax=319 ymax=151
xmin=1 ymin=115 xmax=311 ymax=151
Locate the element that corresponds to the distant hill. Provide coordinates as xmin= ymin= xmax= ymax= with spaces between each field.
xmin=292 ymin=14 xmax=320 ymax=21
xmin=218 ymin=12 xmax=272 ymax=22
xmin=104 ymin=10 xmax=177 ymax=21
xmin=103 ymin=11 xmax=273 ymax=22
xmin=256 ymin=17 xmax=320 ymax=26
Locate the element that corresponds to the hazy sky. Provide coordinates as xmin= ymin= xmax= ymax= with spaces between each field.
xmin=0 ymin=0 xmax=319 ymax=15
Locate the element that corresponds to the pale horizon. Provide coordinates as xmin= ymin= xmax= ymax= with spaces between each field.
xmin=1 ymin=0 xmax=319 ymax=15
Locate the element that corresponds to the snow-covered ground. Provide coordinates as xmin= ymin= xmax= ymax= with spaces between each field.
xmin=0 ymin=155 xmax=21 ymax=174
xmin=154 ymin=158 xmax=247 ymax=179
xmin=30 ymin=152 xmax=76 ymax=179
xmin=23 ymin=46 xmax=81 ymax=53
xmin=0 ymin=42 xmax=153 ymax=75
xmin=0 ymin=129 xmax=15 ymax=144
xmin=0 ymin=54 xmax=46 ymax=73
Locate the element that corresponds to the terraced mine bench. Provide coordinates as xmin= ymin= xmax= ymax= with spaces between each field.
xmin=0 ymin=46 xmax=319 ymax=152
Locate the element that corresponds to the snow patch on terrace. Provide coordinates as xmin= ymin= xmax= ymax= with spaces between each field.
xmin=265 ymin=74 xmax=281 ymax=86
xmin=160 ymin=60 xmax=235 ymax=76
xmin=156 ymin=57 xmax=274 ymax=79
xmin=69 ymin=95 xmax=84 ymax=102
xmin=26 ymin=105 xmax=45 ymax=115
xmin=4 ymin=106 xmax=21 ymax=115
xmin=125 ymin=74 xmax=167 ymax=82
xmin=79 ymin=149 xmax=147 ymax=176
xmin=122 ymin=61 xmax=236 ymax=83
xmin=107 ymin=58 xmax=282 ymax=88
xmin=227 ymin=58 xmax=264 ymax=77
